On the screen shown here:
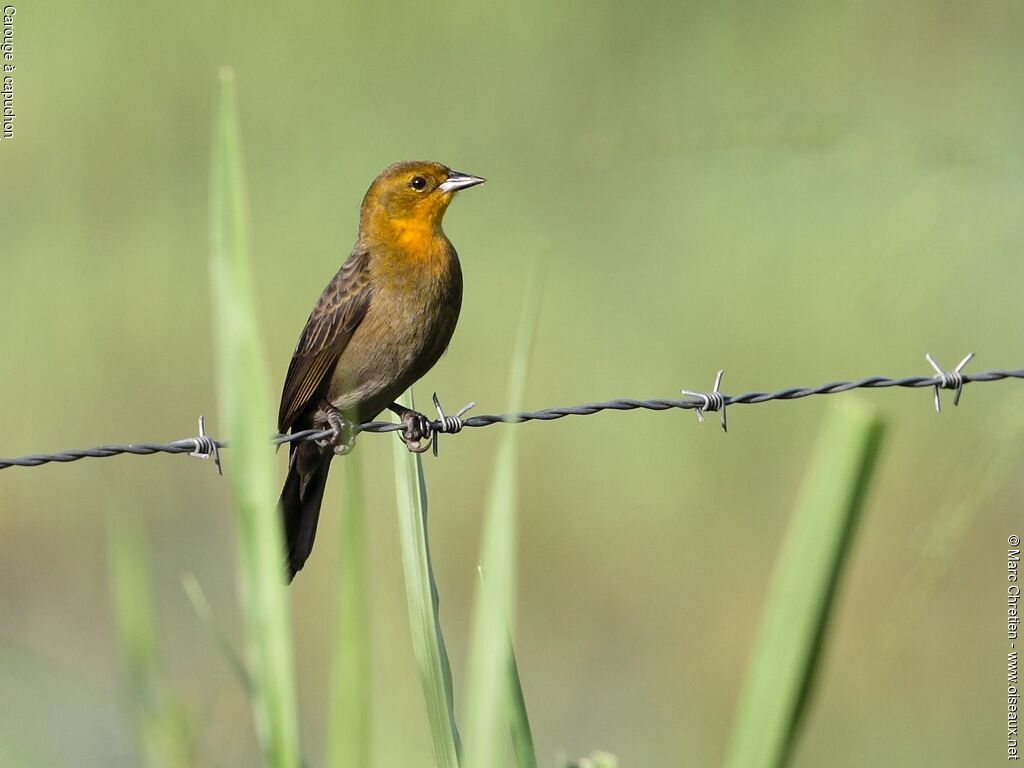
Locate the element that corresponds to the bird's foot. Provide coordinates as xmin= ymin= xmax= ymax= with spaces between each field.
xmin=315 ymin=403 xmax=356 ymax=455
xmin=393 ymin=406 xmax=432 ymax=454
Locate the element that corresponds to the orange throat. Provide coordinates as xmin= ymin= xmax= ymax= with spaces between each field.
xmin=387 ymin=216 xmax=450 ymax=263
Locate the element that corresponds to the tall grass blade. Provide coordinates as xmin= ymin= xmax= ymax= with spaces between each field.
xmin=392 ymin=389 xmax=461 ymax=768
xmin=327 ymin=456 xmax=372 ymax=768
xmin=463 ymin=267 xmax=544 ymax=768
xmin=507 ymin=644 xmax=537 ymax=768
xmin=723 ymin=399 xmax=886 ymax=768
xmin=180 ymin=573 xmax=253 ymax=694
xmin=210 ymin=66 xmax=299 ymax=768
xmin=107 ymin=513 xmax=193 ymax=767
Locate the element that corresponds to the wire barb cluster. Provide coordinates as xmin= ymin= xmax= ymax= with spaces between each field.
xmin=430 ymin=393 xmax=476 ymax=457
xmin=187 ymin=415 xmax=223 ymax=475
xmin=2 ymin=353 xmax=1022 ymax=472
xmin=681 ymin=369 xmax=728 ymax=432
xmin=925 ymin=352 xmax=974 ymax=412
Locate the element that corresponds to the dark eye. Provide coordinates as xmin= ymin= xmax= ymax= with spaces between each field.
xmin=410 ymin=176 xmax=427 ymax=191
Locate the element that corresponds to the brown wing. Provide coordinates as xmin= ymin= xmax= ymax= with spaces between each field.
xmin=277 ymin=249 xmax=373 ymax=432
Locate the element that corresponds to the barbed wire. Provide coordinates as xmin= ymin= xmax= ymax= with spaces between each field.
xmin=2 ymin=353 xmax=1022 ymax=471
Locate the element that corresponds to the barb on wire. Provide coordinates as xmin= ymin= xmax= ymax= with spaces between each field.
xmin=2 ymin=353 xmax=1022 ymax=471
xmin=926 ymin=352 xmax=974 ymax=413
xmin=681 ymin=369 xmax=728 ymax=432
xmin=188 ymin=415 xmax=222 ymax=475
xmin=431 ymin=393 xmax=476 ymax=457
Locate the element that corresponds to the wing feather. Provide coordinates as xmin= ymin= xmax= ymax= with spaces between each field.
xmin=277 ymin=249 xmax=373 ymax=432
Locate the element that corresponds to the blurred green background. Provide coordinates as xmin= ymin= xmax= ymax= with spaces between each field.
xmin=2 ymin=1 xmax=1023 ymax=766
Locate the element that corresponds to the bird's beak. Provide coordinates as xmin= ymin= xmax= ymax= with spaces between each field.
xmin=438 ymin=171 xmax=486 ymax=193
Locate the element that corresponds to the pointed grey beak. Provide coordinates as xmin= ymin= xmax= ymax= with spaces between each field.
xmin=438 ymin=170 xmax=486 ymax=193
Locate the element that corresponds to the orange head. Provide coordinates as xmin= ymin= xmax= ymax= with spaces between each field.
xmin=358 ymin=161 xmax=485 ymax=244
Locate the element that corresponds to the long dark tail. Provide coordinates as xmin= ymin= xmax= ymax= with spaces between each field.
xmin=278 ymin=440 xmax=332 ymax=582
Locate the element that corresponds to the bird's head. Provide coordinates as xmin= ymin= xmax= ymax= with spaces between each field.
xmin=359 ymin=161 xmax=485 ymax=243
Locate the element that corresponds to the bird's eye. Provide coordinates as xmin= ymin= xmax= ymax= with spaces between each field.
xmin=410 ymin=176 xmax=427 ymax=191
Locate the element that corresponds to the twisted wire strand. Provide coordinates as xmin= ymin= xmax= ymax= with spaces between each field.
xmin=2 ymin=367 xmax=1022 ymax=470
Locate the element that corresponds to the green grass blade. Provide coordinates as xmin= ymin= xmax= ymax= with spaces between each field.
xmin=463 ymin=268 xmax=543 ymax=768
xmin=723 ymin=399 xmax=887 ymax=768
xmin=507 ymin=644 xmax=537 ymax=768
xmin=392 ymin=389 xmax=461 ymax=768
xmin=210 ymin=66 xmax=299 ymax=768
xmin=107 ymin=514 xmax=193 ymax=767
xmin=462 ymin=435 xmax=518 ymax=768
xmin=326 ymin=456 xmax=372 ymax=768
xmin=180 ymin=573 xmax=253 ymax=695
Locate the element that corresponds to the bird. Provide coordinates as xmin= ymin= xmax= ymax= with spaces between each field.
xmin=276 ymin=161 xmax=485 ymax=581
